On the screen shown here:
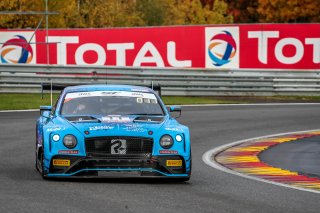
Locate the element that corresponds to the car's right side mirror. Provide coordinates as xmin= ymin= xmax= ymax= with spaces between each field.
xmin=167 ymin=106 xmax=182 ymax=118
xmin=40 ymin=106 xmax=52 ymax=117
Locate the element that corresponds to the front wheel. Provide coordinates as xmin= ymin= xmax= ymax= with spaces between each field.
xmin=175 ymin=153 xmax=192 ymax=182
xmin=37 ymin=148 xmax=48 ymax=179
xmin=35 ymin=131 xmax=39 ymax=172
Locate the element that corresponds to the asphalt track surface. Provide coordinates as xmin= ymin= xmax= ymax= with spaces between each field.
xmin=260 ymin=135 xmax=320 ymax=178
xmin=1 ymin=105 xmax=320 ymax=213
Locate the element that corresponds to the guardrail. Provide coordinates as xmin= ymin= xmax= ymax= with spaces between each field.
xmin=0 ymin=64 xmax=320 ymax=96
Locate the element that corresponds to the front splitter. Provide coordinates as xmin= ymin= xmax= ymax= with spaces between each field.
xmin=46 ymin=168 xmax=189 ymax=178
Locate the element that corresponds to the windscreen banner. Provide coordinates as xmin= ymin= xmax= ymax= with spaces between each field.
xmin=0 ymin=24 xmax=319 ymax=70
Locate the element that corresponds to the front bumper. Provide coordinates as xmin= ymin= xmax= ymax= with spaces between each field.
xmin=46 ymin=155 xmax=190 ymax=178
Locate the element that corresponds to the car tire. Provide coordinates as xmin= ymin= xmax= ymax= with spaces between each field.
xmin=38 ymin=148 xmax=48 ymax=179
xmin=35 ymin=131 xmax=39 ymax=172
xmin=35 ymin=152 xmax=40 ymax=172
xmin=175 ymin=152 xmax=192 ymax=182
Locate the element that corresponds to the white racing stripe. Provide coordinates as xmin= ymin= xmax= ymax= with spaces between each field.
xmin=202 ymin=129 xmax=320 ymax=194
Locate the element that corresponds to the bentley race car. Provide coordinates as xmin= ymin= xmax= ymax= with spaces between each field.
xmin=36 ymin=85 xmax=191 ymax=180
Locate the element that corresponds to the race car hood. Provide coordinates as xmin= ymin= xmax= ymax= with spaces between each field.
xmin=64 ymin=115 xmax=166 ymax=137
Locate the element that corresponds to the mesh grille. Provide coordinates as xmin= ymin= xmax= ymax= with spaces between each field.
xmin=85 ymin=136 xmax=153 ymax=158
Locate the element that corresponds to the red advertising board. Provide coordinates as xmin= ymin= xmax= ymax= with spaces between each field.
xmin=240 ymin=24 xmax=320 ymax=69
xmin=0 ymin=24 xmax=319 ymax=70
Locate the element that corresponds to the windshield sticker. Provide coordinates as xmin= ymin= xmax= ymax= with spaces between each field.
xmin=143 ymin=98 xmax=150 ymax=104
xmin=64 ymin=98 xmax=73 ymax=103
xmin=137 ymin=98 xmax=143 ymax=103
xmin=131 ymin=92 xmax=144 ymax=97
xmin=58 ymin=150 xmax=79 ymax=154
xmin=89 ymin=125 xmax=114 ymax=131
xmin=101 ymin=91 xmax=119 ymax=95
xmin=64 ymin=91 xmax=157 ymax=101
xmin=131 ymin=88 xmax=150 ymax=92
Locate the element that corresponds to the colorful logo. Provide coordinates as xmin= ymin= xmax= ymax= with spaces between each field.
xmin=208 ymin=31 xmax=237 ymax=66
xmin=0 ymin=35 xmax=33 ymax=64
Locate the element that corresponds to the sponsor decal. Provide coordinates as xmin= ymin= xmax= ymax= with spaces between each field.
xmin=53 ymin=159 xmax=70 ymax=166
xmin=137 ymin=98 xmax=143 ymax=103
xmin=245 ymin=28 xmax=320 ymax=68
xmin=131 ymin=88 xmax=150 ymax=93
xmin=122 ymin=124 xmax=146 ymax=133
xmin=159 ymin=150 xmax=178 ymax=154
xmin=166 ymin=160 xmax=182 ymax=167
xmin=64 ymin=91 xmax=157 ymax=101
xmin=102 ymin=116 xmax=131 ymax=123
xmin=165 ymin=127 xmax=182 ymax=132
xmin=205 ymin=27 xmax=239 ymax=69
xmin=0 ymin=32 xmax=36 ymax=64
xmin=137 ymin=97 xmax=157 ymax=104
xmin=58 ymin=150 xmax=79 ymax=154
xmin=131 ymin=92 xmax=144 ymax=97
xmin=46 ymin=127 xmax=65 ymax=132
xmin=111 ymin=139 xmax=127 ymax=154
xmin=88 ymin=125 xmax=114 ymax=131
xmin=1 ymin=24 xmax=317 ymax=69
xmin=43 ymin=33 xmax=193 ymax=67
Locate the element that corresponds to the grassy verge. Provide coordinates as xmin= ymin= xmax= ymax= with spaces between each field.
xmin=1 ymin=94 xmax=320 ymax=110
xmin=162 ymin=96 xmax=245 ymax=105
xmin=0 ymin=94 xmax=60 ymax=110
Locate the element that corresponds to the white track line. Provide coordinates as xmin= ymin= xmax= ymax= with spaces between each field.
xmin=181 ymin=103 xmax=320 ymax=107
xmin=202 ymin=129 xmax=320 ymax=194
xmin=0 ymin=109 xmax=38 ymax=113
xmin=2 ymin=107 xmax=320 ymax=194
xmin=1 ymin=103 xmax=320 ymax=113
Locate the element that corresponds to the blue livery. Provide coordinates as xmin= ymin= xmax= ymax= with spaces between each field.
xmin=35 ymin=85 xmax=191 ymax=180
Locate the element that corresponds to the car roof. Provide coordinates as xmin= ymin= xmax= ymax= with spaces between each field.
xmin=63 ymin=84 xmax=154 ymax=93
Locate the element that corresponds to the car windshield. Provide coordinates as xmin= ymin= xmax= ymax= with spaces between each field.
xmin=60 ymin=90 xmax=164 ymax=116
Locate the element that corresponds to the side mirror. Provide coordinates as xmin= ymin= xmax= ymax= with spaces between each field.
xmin=167 ymin=106 xmax=182 ymax=118
xmin=40 ymin=106 xmax=52 ymax=117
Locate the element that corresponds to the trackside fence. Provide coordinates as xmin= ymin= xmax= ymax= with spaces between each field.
xmin=0 ymin=64 xmax=320 ymax=96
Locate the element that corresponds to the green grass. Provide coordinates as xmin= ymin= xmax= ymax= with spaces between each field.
xmin=162 ymin=96 xmax=244 ymax=105
xmin=1 ymin=94 xmax=320 ymax=110
xmin=268 ymin=96 xmax=320 ymax=101
xmin=0 ymin=94 xmax=60 ymax=110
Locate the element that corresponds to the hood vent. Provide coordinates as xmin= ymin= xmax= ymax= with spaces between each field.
xmin=133 ymin=116 xmax=164 ymax=123
xmin=65 ymin=116 xmax=101 ymax=123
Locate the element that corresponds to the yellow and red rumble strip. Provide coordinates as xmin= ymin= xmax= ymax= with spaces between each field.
xmin=215 ymin=131 xmax=320 ymax=191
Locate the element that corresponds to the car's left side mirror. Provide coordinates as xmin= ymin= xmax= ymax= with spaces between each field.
xmin=40 ymin=106 xmax=52 ymax=117
xmin=167 ymin=106 xmax=182 ymax=118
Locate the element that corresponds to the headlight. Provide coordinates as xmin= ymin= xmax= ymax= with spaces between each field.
xmin=175 ymin=134 xmax=183 ymax=142
xmin=52 ymin=134 xmax=60 ymax=142
xmin=160 ymin=135 xmax=174 ymax=149
xmin=63 ymin=135 xmax=77 ymax=149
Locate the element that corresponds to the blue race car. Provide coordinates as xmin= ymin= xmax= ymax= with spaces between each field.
xmin=35 ymin=84 xmax=191 ymax=180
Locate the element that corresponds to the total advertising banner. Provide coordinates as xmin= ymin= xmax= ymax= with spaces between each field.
xmin=0 ymin=24 xmax=319 ymax=70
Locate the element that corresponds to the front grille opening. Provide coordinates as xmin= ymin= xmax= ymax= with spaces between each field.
xmin=85 ymin=136 xmax=153 ymax=159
